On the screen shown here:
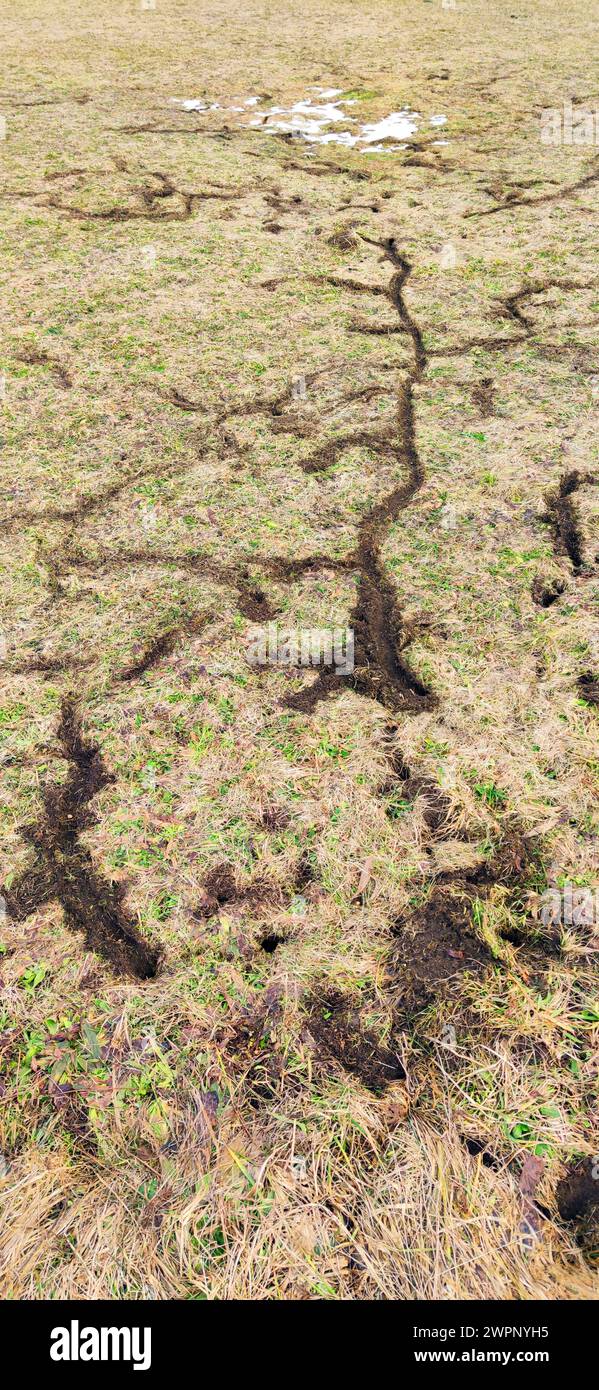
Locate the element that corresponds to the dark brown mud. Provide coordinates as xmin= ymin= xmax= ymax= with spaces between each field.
xmin=41 ymin=168 xmax=247 ymax=221
xmin=380 ymin=743 xmax=455 ymax=832
xmin=286 ymin=238 xmax=436 ymax=718
xmin=259 ymin=931 xmax=285 ymax=953
xmin=556 ymin=1157 xmax=599 ymax=1258
xmin=326 ymin=224 xmax=360 ymax=250
xmin=15 ymin=346 xmax=72 ymax=389
xmin=431 ymin=277 xmax=595 ymax=361
xmin=224 ymin=996 xmax=286 ymax=1108
xmin=389 ymin=824 xmax=547 ymax=1018
xmin=3 ymin=701 xmax=159 ymax=978
xmin=577 ymin=672 xmax=599 ymax=706
xmin=542 ymin=469 xmax=591 ymax=570
xmin=463 ymin=1136 xmax=501 ymax=1170
xmin=466 ymin=156 xmax=599 ymax=218
xmin=390 ymin=883 xmax=491 ymax=1015
xmin=557 ymin=1157 xmax=599 ymax=1220
xmin=470 ymin=377 xmax=496 ymax=416
xmin=193 ymin=852 xmax=314 ymax=922
xmin=117 ymin=611 xmax=209 ymax=682
xmin=257 ymin=805 xmax=292 ymax=831
xmin=299 ymin=427 xmax=394 ymax=476
xmin=306 ymin=990 xmax=405 ymax=1093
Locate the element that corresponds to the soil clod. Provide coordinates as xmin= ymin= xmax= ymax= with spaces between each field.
xmin=577 ymin=672 xmax=599 ymax=706
xmin=306 ymin=990 xmax=405 ymax=1093
xmin=390 ymin=884 xmax=490 ymax=1015
xmin=556 ymin=1158 xmax=599 ymax=1258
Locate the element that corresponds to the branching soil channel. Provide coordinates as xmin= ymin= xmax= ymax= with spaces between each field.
xmin=286 ymin=238 xmax=437 ymax=717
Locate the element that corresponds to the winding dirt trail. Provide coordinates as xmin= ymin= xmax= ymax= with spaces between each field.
xmin=287 ymin=237 xmax=436 ymax=715
xmin=4 ymin=701 xmax=160 ymax=977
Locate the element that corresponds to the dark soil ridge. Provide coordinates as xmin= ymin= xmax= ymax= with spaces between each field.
xmin=466 ymin=155 xmax=599 ymax=219
xmin=499 ymin=280 xmax=587 ymax=330
xmin=0 ymin=361 xmax=396 ymax=537
xmin=531 ymin=573 xmax=566 ymax=608
xmin=470 ymin=377 xmax=496 ymax=417
xmin=577 ymin=672 xmax=599 ymax=706
xmin=28 ymin=161 xmax=320 ymax=226
xmin=380 ymin=739 xmax=457 ymax=833
xmin=541 ymin=468 xmax=594 ymax=571
xmin=224 ymin=984 xmax=406 ymax=1102
xmin=40 ymin=168 xmax=249 ymax=222
xmin=52 ymin=544 xmax=278 ymax=620
xmin=116 ymin=609 xmax=210 ymax=682
xmin=6 ymin=245 xmax=430 ymax=721
xmin=15 ymin=346 xmax=72 ymax=389
xmin=166 ymin=357 xmax=396 ymax=422
xmin=556 ymin=1157 xmax=599 ymax=1220
xmin=3 ymin=699 xmax=159 ymax=978
xmin=5 ymin=609 xmax=215 ymax=686
xmin=285 ymin=237 xmax=437 ymax=717
xmin=429 ymin=276 xmax=596 ymax=360
xmin=102 ymin=123 xmax=385 ymax=189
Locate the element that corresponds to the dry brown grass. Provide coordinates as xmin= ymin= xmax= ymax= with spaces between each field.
xmin=0 ymin=0 xmax=598 ymax=1300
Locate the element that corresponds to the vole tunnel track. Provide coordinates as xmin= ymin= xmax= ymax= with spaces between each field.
xmin=4 ymin=181 xmax=593 ymax=977
xmin=0 ymin=360 xmax=400 ymax=536
xmin=466 ymin=155 xmax=599 ymax=219
xmin=286 ymin=236 xmax=436 ymax=716
xmin=2 ymin=234 xmax=435 ymax=980
xmin=4 ymin=700 xmax=159 ymax=978
xmin=2 ymin=237 xmax=439 ymax=722
xmin=541 ymin=468 xmax=595 ymax=572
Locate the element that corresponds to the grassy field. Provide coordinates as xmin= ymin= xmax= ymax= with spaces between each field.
xmin=1 ymin=0 xmax=598 ymax=1300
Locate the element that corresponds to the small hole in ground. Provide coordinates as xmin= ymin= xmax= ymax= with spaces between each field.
xmin=260 ymin=932 xmax=284 ymax=953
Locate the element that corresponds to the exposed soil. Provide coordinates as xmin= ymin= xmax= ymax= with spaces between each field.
xmin=542 ymin=469 xmax=591 ymax=571
xmin=556 ymin=1158 xmax=599 ymax=1257
xmin=15 ymin=346 xmax=72 ymax=390
xmin=117 ymin=611 xmax=208 ymax=681
xmin=389 ymin=825 xmax=547 ymax=1017
xmin=531 ymin=573 xmax=566 ymax=607
xmin=467 ymin=157 xmax=599 ymax=219
xmin=236 ymin=577 xmax=278 ymax=622
xmin=577 ymin=672 xmax=599 ymax=706
xmin=326 ymin=224 xmax=359 ymax=251
xmin=556 ymin=1157 xmax=599 ymax=1220
xmin=470 ymin=377 xmax=496 ymax=416
xmin=40 ymin=168 xmax=250 ymax=222
xmin=306 ymin=989 xmax=405 ymax=1093
xmin=430 ymin=275 xmax=594 ymax=361
xmin=3 ymin=701 xmax=159 ymax=978
xmin=224 ymin=993 xmax=285 ymax=1107
xmin=380 ymin=743 xmax=455 ymax=832
xmin=463 ymin=1136 xmax=501 ymax=1170
xmin=257 ymin=805 xmax=292 ymax=831
xmin=3 ymin=0 xmax=598 ymax=1303
xmin=195 ymin=863 xmax=238 ymax=915
xmin=260 ymin=931 xmax=285 ymax=953
xmin=390 ymin=883 xmax=491 ymax=1015
xmin=193 ymin=852 xmax=314 ymax=921
xmin=286 ymin=240 xmax=436 ymax=718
